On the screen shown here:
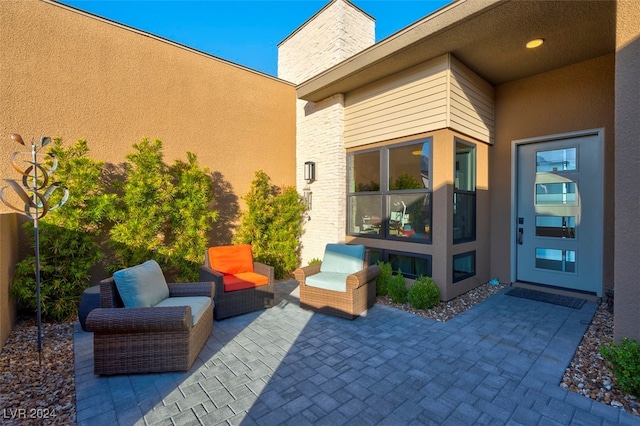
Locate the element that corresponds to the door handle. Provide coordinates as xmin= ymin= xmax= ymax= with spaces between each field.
xmin=518 ymin=228 xmax=524 ymax=245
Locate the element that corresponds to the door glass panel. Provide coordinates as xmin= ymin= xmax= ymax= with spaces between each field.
xmin=535 ymin=248 xmax=576 ymax=272
xmin=535 ymin=216 xmax=576 ymax=238
xmin=536 ymin=148 xmax=577 ymax=172
xmin=535 ymin=182 xmax=577 ymax=205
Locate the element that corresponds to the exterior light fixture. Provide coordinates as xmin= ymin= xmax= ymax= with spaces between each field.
xmin=303 ymin=186 xmax=312 ymax=211
xmin=304 ymin=161 xmax=315 ymax=183
xmin=526 ymin=38 xmax=544 ymax=49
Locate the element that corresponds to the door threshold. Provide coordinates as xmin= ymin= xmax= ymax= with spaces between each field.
xmin=512 ymin=282 xmax=600 ymax=302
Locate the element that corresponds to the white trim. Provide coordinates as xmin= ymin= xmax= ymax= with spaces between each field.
xmin=510 ymin=128 xmax=605 ymax=284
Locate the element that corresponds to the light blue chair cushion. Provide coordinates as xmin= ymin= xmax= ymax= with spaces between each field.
xmin=306 ymin=272 xmax=350 ymax=292
xmin=113 ymin=260 xmax=170 ymax=308
xmin=320 ymin=244 xmax=365 ymax=275
xmin=155 ymin=296 xmax=212 ymax=325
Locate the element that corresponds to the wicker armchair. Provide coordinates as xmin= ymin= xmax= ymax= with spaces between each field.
xmin=86 ymin=275 xmax=214 ymax=376
xmin=294 ymin=244 xmax=380 ymax=320
xmin=199 ymin=244 xmax=274 ymax=320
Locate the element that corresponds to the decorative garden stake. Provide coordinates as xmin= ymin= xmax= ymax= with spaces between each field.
xmin=0 ymin=133 xmax=68 ymax=365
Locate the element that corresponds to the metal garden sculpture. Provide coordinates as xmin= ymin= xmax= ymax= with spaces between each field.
xmin=0 ymin=134 xmax=68 ymax=365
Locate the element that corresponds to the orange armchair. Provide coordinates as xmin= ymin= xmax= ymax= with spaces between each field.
xmin=199 ymin=244 xmax=274 ymax=320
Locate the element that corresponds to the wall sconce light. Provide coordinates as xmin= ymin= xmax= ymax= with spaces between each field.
xmin=304 ymin=161 xmax=315 ymax=183
xmin=303 ymin=185 xmax=312 ymax=220
xmin=303 ymin=186 xmax=312 ymax=211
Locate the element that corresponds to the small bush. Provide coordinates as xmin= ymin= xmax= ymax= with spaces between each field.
xmin=600 ymin=338 xmax=640 ymax=398
xmin=234 ymin=170 xmax=305 ymax=279
xmin=376 ymin=261 xmax=393 ymax=296
xmin=108 ymin=139 xmax=217 ymax=281
xmin=308 ymin=258 xmax=322 ymax=265
xmin=388 ymin=270 xmax=408 ymax=304
xmin=11 ymin=139 xmax=115 ymax=321
xmin=408 ymin=275 xmax=441 ymax=310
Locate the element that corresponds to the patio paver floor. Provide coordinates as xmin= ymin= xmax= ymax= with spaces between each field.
xmin=74 ymin=281 xmax=640 ymax=425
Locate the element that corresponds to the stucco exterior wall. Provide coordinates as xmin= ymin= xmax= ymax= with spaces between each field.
xmin=278 ymin=0 xmax=374 ymax=263
xmin=0 ymin=213 xmax=18 ymax=351
xmin=1 ymin=0 xmax=296 ymax=221
xmin=614 ymin=0 xmax=640 ymax=343
xmin=492 ymin=54 xmax=615 ymax=290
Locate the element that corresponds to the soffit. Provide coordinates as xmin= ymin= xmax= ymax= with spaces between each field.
xmin=297 ymin=0 xmax=616 ymax=102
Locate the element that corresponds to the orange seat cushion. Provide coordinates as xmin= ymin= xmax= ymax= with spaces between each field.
xmin=223 ymin=272 xmax=269 ymax=292
xmin=208 ymin=244 xmax=254 ymax=274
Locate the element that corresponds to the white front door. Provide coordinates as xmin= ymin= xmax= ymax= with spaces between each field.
xmin=515 ymin=131 xmax=603 ymax=296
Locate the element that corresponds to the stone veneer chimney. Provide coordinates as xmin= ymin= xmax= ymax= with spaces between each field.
xmin=278 ymin=0 xmax=375 ymax=263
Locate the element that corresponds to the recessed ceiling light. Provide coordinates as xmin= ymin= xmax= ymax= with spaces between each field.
xmin=526 ymin=38 xmax=544 ymax=49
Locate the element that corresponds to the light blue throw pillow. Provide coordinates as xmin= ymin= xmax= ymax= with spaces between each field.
xmin=113 ymin=260 xmax=170 ymax=308
xmin=320 ymin=244 xmax=365 ymax=275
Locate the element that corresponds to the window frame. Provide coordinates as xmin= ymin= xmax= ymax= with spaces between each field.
xmin=453 ymin=250 xmax=476 ymax=283
xmin=347 ymin=138 xmax=433 ymax=244
xmin=453 ymin=138 xmax=477 ymax=244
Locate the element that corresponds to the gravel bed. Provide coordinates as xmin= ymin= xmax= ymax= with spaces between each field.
xmin=0 ymin=320 xmax=75 ymax=425
xmin=0 ymin=282 xmax=637 ymax=424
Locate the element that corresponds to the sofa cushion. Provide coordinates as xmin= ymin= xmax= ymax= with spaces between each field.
xmin=155 ymin=296 xmax=212 ymax=325
xmin=306 ymin=272 xmax=349 ymax=292
xmin=113 ymin=260 xmax=169 ymax=308
xmin=208 ymin=244 xmax=254 ymax=274
xmin=320 ymin=244 xmax=365 ymax=275
xmin=223 ymin=272 xmax=269 ymax=292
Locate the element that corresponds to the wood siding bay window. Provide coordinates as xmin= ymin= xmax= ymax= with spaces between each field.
xmin=348 ymin=139 xmax=432 ymax=243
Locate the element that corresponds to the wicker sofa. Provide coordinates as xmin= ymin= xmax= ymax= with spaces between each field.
xmin=86 ymin=260 xmax=214 ymax=375
xmin=199 ymin=244 xmax=274 ymax=320
xmin=294 ymin=244 xmax=380 ymax=320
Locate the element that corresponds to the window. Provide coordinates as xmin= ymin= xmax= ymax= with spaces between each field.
xmin=453 ymin=140 xmax=476 ymax=244
xmin=361 ymin=247 xmax=432 ymax=279
xmin=367 ymin=249 xmax=382 ymax=266
xmin=348 ymin=139 xmax=432 ymax=243
xmin=453 ymin=251 xmax=476 ymax=282
xmin=348 ymin=150 xmax=381 ymax=235
xmin=388 ymin=251 xmax=432 ymax=279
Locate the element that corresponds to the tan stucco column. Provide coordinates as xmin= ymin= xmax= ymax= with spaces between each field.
xmin=614 ymin=0 xmax=640 ymax=342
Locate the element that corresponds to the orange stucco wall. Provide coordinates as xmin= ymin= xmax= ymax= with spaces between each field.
xmin=491 ymin=54 xmax=615 ymax=291
xmin=0 ymin=0 xmax=295 ymax=319
xmin=1 ymin=0 xmax=296 ymax=217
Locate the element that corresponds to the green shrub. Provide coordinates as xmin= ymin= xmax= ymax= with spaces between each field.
xmin=108 ymin=138 xmax=173 ymax=270
xmin=308 ymin=258 xmax=322 ymax=265
xmin=164 ymin=152 xmax=218 ymax=280
xmin=600 ymin=338 xmax=640 ymax=398
xmin=408 ymin=275 xmax=441 ymax=310
xmin=11 ymin=139 xmax=115 ymax=321
xmin=108 ymin=139 xmax=217 ymax=281
xmin=376 ymin=261 xmax=393 ymax=296
xmin=388 ymin=270 xmax=408 ymax=304
xmin=234 ymin=170 xmax=305 ymax=279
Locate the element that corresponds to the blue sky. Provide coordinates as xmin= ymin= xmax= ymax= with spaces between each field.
xmin=58 ymin=0 xmax=452 ymax=77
